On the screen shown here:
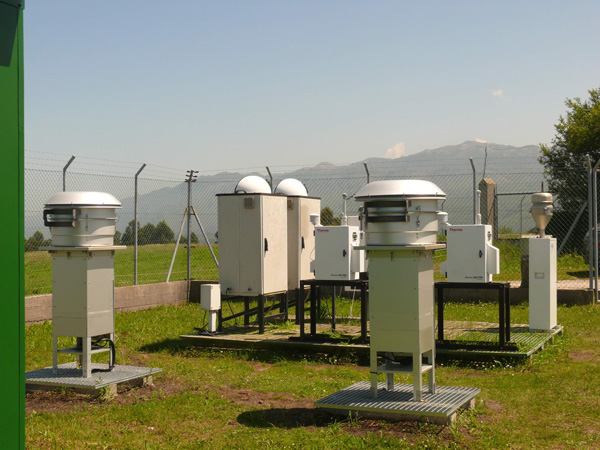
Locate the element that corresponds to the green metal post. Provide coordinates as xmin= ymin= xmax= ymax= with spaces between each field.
xmin=0 ymin=1 xmax=25 ymax=448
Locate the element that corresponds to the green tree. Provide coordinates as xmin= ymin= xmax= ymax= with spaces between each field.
xmin=539 ymin=87 xmax=600 ymax=250
xmin=320 ymin=207 xmax=341 ymax=226
xmin=139 ymin=223 xmax=156 ymax=245
xmin=154 ymin=220 xmax=175 ymax=244
xmin=25 ymin=231 xmax=45 ymax=252
xmin=113 ymin=230 xmax=122 ymax=246
xmin=120 ymin=220 xmax=138 ymax=246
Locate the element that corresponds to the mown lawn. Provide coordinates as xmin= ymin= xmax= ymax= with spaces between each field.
xmin=25 ymin=301 xmax=600 ymax=449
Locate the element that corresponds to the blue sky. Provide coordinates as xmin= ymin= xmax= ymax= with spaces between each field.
xmin=24 ymin=1 xmax=600 ymax=173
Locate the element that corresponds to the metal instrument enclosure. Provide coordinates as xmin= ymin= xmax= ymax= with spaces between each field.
xmin=528 ymin=237 xmax=557 ymax=331
xmin=440 ymin=224 xmax=500 ymax=283
xmin=312 ymin=225 xmax=364 ymax=280
xmin=217 ymin=193 xmax=288 ymax=296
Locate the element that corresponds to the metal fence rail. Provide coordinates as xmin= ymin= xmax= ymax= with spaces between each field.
xmin=24 ymin=152 xmax=591 ymax=296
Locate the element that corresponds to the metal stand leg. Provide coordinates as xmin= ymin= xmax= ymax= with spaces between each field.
xmin=243 ymin=298 xmax=250 ymax=326
xmin=499 ymin=288 xmax=505 ymax=347
xmin=386 ymin=372 xmax=394 ymax=391
xmin=360 ymin=283 xmax=368 ymax=343
xmin=76 ymin=337 xmax=83 ymax=369
xmin=310 ymin=284 xmax=317 ymax=336
xmin=52 ymin=334 xmax=58 ymax=374
xmin=437 ymin=284 xmax=444 ymax=341
xmin=331 ymin=287 xmax=336 ymax=331
xmin=82 ymin=337 xmax=92 ymax=378
xmin=426 ymin=349 xmax=435 ymax=394
xmin=298 ymin=285 xmax=305 ymax=336
xmin=505 ymin=285 xmax=511 ymax=341
xmin=370 ymin=351 xmax=379 ymax=399
xmin=258 ymin=295 xmax=265 ymax=334
xmin=413 ymin=352 xmax=423 ymax=402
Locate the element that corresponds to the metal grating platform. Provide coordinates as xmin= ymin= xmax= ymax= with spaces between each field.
xmin=26 ymin=363 xmax=162 ymax=391
xmin=315 ymin=381 xmax=480 ymax=425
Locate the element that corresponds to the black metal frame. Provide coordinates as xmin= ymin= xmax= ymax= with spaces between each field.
xmin=294 ymin=279 xmax=369 ymax=343
xmin=435 ymin=281 xmax=517 ymax=351
xmin=218 ymin=293 xmax=288 ymax=334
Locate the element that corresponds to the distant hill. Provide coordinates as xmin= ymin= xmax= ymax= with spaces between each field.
xmin=115 ymin=141 xmax=544 ymax=241
xmin=25 ymin=141 xmax=544 ymax=240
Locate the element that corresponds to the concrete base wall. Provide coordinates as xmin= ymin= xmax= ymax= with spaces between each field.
xmin=25 ymin=281 xmax=189 ymax=325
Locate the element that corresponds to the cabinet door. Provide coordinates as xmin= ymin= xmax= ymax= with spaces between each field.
xmin=300 ymin=198 xmax=320 ymax=281
xmin=238 ymin=196 xmax=265 ymax=295
xmin=261 ymin=196 xmax=288 ymax=294
xmin=218 ymin=196 xmax=241 ymax=295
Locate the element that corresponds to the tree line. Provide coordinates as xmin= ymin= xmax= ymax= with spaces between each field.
xmin=25 ymin=220 xmax=200 ymax=251
xmin=116 ymin=220 xmax=199 ymax=246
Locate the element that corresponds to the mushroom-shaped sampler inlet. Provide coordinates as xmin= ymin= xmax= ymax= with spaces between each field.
xmin=530 ymin=192 xmax=553 ymax=237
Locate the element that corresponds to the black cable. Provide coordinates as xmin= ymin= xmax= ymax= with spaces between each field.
xmin=91 ymin=337 xmax=116 ymax=373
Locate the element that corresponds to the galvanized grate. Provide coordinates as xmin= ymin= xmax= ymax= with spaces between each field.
xmin=315 ymin=381 xmax=480 ymax=418
xmin=26 ymin=363 xmax=162 ymax=390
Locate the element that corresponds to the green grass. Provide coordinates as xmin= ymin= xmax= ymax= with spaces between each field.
xmin=25 ymin=302 xmax=600 ymax=449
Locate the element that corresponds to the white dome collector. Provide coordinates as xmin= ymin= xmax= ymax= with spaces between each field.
xmin=234 ymin=176 xmax=271 ymax=194
xmin=274 ymin=178 xmax=308 ymax=196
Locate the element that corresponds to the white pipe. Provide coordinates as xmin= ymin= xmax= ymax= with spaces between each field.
xmin=341 ymin=193 xmax=348 ymax=226
xmin=475 ymin=189 xmax=482 ymax=225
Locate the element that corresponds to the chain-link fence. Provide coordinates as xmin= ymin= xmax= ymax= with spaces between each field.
xmin=24 ymin=151 xmax=591 ymax=296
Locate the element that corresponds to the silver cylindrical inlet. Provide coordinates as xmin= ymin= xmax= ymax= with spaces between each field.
xmin=354 ymin=180 xmax=446 ymax=245
xmin=44 ymin=191 xmax=122 ymax=247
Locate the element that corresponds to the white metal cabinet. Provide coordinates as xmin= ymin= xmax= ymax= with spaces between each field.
xmin=441 ymin=224 xmax=499 ymax=283
xmin=313 ymin=225 xmax=362 ymax=280
xmin=528 ymin=237 xmax=557 ymax=331
xmin=51 ymin=250 xmax=115 ymax=338
xmin=217 ymin=194 xmax=288 ymax=296
xmin=368 ymin=250 xmax=434 ymax=354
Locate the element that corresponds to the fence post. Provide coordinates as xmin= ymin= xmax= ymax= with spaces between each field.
xmin=470 ymin=158 xmax=477 ymax=224
xmin=594 ymin=161 xmax=600 ymax=300
xmin=62 ymin=155 xmax=75 ymax=191
xmin=133 ymin=163 xmax=146 ymax=285
xmin=479 ymin=178 xmax=495 ymax=228
xmin=363 ymin=163 xmax=370 ymax=184
xmin=266 ymin=166 xmax=273 ymax=189
xmin=587 ymin=155 xmax=593 ymax=290
xmin=185 ymin=170 xmax=198 ymax=284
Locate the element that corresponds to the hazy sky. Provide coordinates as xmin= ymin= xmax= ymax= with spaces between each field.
xmin=24 ymin=1 xmax=600 ymax=173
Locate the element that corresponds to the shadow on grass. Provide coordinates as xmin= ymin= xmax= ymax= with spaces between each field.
xmin=139 ymin=338 xmax=189 ymax=354
xmin=139 ymin=337 xmax=368 ymax=365
xmin=237 ymin=407 xmax=341 ymax=429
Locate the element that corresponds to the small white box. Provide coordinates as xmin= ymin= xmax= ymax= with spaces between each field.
xmin=200 ymin=284 xmax=221 ymax=311
xmin=313 ymin=225 xmax=363 ymax=280
xmin=440 ymin=224 xmax=500 ymax=283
